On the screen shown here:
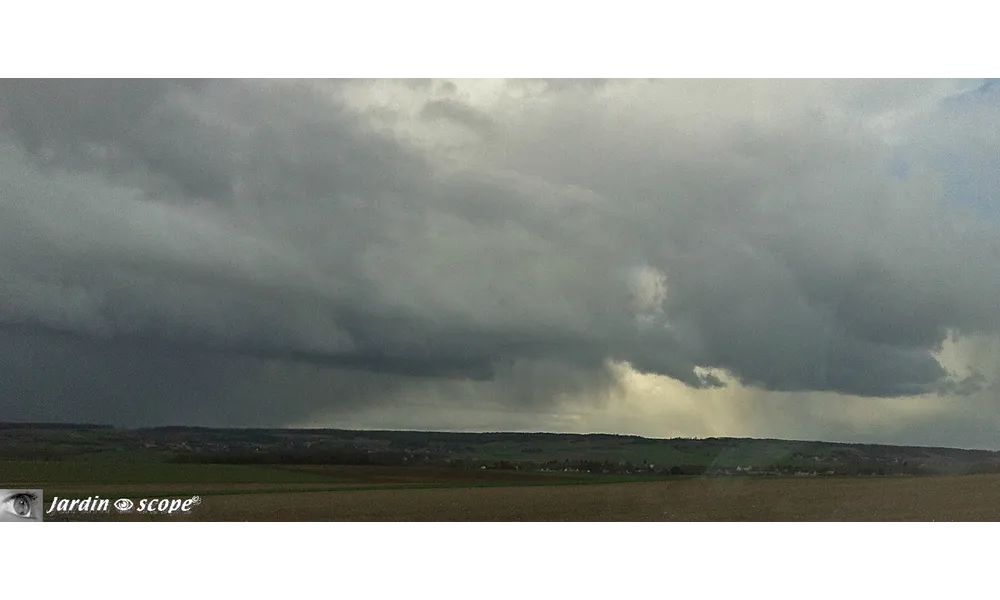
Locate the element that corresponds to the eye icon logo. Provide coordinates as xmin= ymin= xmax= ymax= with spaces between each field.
xmin=114 ymin=498 xmax=134 ymax=513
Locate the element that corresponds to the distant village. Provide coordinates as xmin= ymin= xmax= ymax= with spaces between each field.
xmin=88 ymin=429 xmax=943 ymax=476
xmin=4 ymin=422 xmax=1000 ymax=477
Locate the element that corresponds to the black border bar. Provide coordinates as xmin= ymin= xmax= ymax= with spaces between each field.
xmin=41 ymin=522 xmax=1000 ymax=531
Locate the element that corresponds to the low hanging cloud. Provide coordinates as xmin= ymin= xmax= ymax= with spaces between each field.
xmin=1 ymin=79 xmax=999 ymax=440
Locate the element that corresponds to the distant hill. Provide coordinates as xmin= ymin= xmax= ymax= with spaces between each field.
xmin=0 ymin=421 xmax=114 ymax=430
xmin=2 ymin=422 xmax=999 ymax=476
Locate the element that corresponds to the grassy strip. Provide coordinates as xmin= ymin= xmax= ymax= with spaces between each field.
xmin=43 ymin=474 xmax=679 ymax=500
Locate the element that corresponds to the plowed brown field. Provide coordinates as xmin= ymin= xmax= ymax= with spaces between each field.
xmin=44 ymin=474 xmax=1000 ymax=521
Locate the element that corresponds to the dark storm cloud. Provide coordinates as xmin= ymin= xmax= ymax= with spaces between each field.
xmin=1 ymin=79 xmax=998 ymax=427
xmin=0 ymin=79 xmax=232 ymax=200
xmin=0 ymin=325 xmax=420 ymax=427
xmin=0 ymin=79 xmax=629 ymax=424
xmin=478 ymin=80 xmax=1000 ymax=396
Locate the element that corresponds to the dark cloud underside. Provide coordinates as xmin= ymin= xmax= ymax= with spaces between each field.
xmin=1 ymin=79 xmax=998 ymax=433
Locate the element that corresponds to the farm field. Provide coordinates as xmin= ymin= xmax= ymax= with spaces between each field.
xmin=4 ymin=462 xmax=572 ymax=502
xmin=35 ymin=470 xmax=1000 ymax=521
xmin=9 ymin=424 xmax=1000 ymax=521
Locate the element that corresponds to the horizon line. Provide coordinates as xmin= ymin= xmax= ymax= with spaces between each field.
xmin=2 ymin=420 xmax=997 ymax=454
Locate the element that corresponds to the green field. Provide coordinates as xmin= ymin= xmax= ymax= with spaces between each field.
xmin=2 ymin=459 xmax=620 ymax=508
xmin=2 ymin=460 xmax=340 ymax=486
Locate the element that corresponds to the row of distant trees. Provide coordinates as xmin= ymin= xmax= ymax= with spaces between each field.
xmin=167 ymin=450 xmax=710 ymax=475
xmin=170 ymin=449 xmax=411 ymax=466
xmin=163 ymin=448 xmax=1000 ymax=476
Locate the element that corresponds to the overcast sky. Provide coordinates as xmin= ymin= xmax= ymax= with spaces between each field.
xmin=1 ymin=79 xmax=999 ymax=448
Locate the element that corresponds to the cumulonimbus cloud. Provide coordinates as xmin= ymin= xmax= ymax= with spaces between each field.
xmin=1 ymin=79 xmax=998 ymax=428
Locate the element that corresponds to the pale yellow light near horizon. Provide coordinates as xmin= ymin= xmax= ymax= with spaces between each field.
xmin=295 ymin=329 xmax=999 ymax=444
